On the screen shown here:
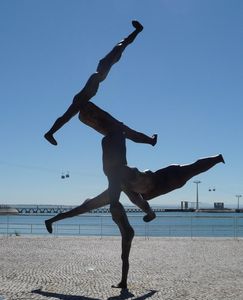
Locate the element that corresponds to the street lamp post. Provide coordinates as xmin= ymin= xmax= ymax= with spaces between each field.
xmin=193 ymin=180 xmax=201 ymax=210
xmin=235 ymin=195 xmax=242 ymax=210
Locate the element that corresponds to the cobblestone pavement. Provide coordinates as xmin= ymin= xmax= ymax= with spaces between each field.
xmin=0 ymin=236 xmax=243 ymax=300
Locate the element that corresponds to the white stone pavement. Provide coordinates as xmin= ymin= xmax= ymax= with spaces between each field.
xmin=0 ymin=236 xmax=243 ymax=300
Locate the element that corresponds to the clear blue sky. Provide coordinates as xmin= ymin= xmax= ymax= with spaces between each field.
xmin=0 ymin=0 xmax=242 ymax=208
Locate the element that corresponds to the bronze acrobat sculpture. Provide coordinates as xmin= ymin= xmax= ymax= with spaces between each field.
xmin=44 ymin=20 xmax=158 ymax=146
xmin=45 ymin=154 xmax=225 ymax=231
xmin=45 ymin=21 xmax=158 ymax=288
xmin=44 ymin=20 xmax=225 ymax=289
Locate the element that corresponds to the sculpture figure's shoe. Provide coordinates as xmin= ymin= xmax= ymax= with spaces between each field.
xmin=132 ymin=20 xmax=143 ymax=32
xmin=44 ymin=133 xmax=57 ymax=146
xmin=143 ymin=211 xmax=156 ymax=222
xmin=112 ymin=282 xmax=127 ymax=289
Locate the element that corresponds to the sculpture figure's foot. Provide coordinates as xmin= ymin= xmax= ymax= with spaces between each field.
xmin=143 ymin=211 xmax=156 ymax=223
xmin=112 ymin=282 xmax=127 ymax=289
xmin=219 ymin=154 xmax=225 ymax=164
xmin=44 ymin=133 xmax=57 ymax=146
xmin=45 ymin=220 xmax=53 ymax=234
xmin=151 ymin=134 xmax=158 ymax=146
xmin=132 ymin=20 xmax=143 ymax=32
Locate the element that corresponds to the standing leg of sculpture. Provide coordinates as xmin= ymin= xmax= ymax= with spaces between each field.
xmin=44 ymin=21 xmax=143 ymax=146
xmin=102 ymin=130 xmax=135 ymax=288
xmin=106 ymin=173 xmax=134 ymax=288
xmin=46 ymin=198 xmax=134 ymax=288
xmin=110 ymin=201 xmax=134 ymax=289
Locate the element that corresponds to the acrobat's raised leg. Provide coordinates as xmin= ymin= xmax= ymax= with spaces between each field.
xmin=110 ymin=202 xmax=134 ymax=289
xmin=96 ymin=20 xmax=143 ymax=81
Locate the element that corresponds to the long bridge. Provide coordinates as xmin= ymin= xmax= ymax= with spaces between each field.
xmin=1 ymin=204 xmax=167 ymax=215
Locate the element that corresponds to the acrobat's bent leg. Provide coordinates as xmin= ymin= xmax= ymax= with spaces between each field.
xmin=45 ymin=190 xmax=109 ymax=233
xmin=110 ymin=202 xmax=134 ymax=289
xmin=96 ymin=20 xmax=143 ymax=82
xmin=123 ymin=189 xmax=156 ymax=222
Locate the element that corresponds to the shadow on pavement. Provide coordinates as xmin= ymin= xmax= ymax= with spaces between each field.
xmin=107 ymin=289 xmax=157 ymax=299
xmin=32 ymin=289 xmax=99 ymax=300
xmin=32 ymin=288 xmax=157 ymax=300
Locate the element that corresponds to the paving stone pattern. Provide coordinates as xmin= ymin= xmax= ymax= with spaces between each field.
xmin=0 ymin=237 xmax=243 ymax=300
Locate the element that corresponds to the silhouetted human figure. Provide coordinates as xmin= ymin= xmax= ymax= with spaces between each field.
xmin=46 ymin=128 xmax=154 ymax=288
xmin=44 ymin=20 xmax=144 ymax=146
xmin=45 ymin=154 xmax=224 ymax=231
xmin=45 ymin=154 xmax=225 ymax=287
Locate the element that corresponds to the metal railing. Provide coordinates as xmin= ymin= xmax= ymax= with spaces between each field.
xmin=0 ymin=214 xmax=243 ymax=239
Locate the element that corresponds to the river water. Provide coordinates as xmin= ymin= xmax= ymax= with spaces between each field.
xmin=1 ymin=211 xmax=243 ymax=238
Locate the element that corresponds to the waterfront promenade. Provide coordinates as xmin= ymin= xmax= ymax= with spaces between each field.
xmin=0 ymin=236 xmax=243 ymax=300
